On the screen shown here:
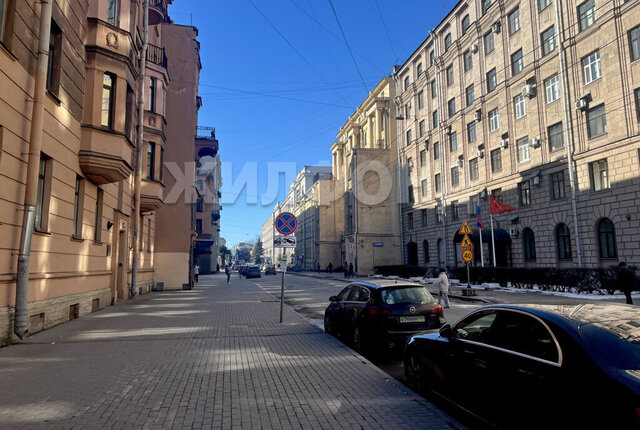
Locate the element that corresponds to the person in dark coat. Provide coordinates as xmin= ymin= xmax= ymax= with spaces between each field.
xmin=348 ymin=263 xmax=354 ymax=278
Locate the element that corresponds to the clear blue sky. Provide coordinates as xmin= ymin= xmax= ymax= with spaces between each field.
xmin=168 ymin=0 xmax=454 ymax=248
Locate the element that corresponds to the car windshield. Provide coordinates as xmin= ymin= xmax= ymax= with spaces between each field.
xmin=580 ymin=323 xmax=640 ymax=370
xmin=380 ymin=286 xmax=434 ymax=305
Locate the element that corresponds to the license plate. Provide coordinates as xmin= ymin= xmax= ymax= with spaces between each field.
xmin=399 ymin=316 xmax=425 ymax=323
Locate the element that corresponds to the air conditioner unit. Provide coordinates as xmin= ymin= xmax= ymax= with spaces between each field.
xmin=509 ymin=228 xmax=519 ymax=237
xmin=529 ymin=137 xmax=540 ymax=148
xmin=575 ymin=98 xmax=588 ymax=111
xmin=492 ymin=22 xmax=501 ymax=34
xmin=445 ymin=125 xmax=452 ymax=135
xmin=476 ymin=150 xmax=484 ymax=158
xmin=423 ymin=140 xmax=429 ymax=150
xmin=522 ymin=84 xmax=533 ymax=98
xmin=499 ymin=139 xmax=508 ymax=149
xmin=471 ymin=43 xmax=479 ymax=54
xmin=532 ymin=175 xmax=541 ymax=185
xmin=457 ymin=159 xmax=464 ymax=168
xmin=479 ymin=188 xmax=487 ymax=199
xmin=474 ymin=110 xmax=482 ymax=121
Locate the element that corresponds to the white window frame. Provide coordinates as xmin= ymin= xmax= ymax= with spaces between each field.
xmin=489 ymin=108 xmax=499 ymax=131
xmin=545 ymin=74 xmax=559 ymax=103
xmin=514 ymin=94 xmax=526 ymax=119
xmin=582 ymin=51 xmax=601 ymax=85
xmin=517 ymin=136 xmax=530 ymax=163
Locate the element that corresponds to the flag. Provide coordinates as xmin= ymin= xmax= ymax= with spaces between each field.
xmin=490 ymin=195 xmax=516 ymax=215
xmin=476 ymin=205 xmax=483 ymax=229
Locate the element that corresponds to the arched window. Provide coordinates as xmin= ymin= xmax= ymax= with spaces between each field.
xmin=556 ymin=223 xmax=572 ymax=260
xmin=423 ymin=240 xmax=430 ymax=264
xmin=597 ymin=218 xmax=617 ymax=259
xmin=461 ymin=15 xmax=471 ymax=35
xmin=523 ymin=228 xmax=536 ymax=261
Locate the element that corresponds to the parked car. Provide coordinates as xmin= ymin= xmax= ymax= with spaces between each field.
xmin=324 ymin=280 xmax=445 ymax=356
xmin=264 ymin=266 xmax=277 ymax=275
xmin=403 ymin=304 xmax=640 ymax=429
xmin=244 ymin=265 xmax=261 ymax=278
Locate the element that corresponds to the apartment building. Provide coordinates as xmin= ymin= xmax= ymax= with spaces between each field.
xmin=395 ymin=0 xmax=640 ymax=269
xmin=0 ymin=0 xmax=201 ymax=343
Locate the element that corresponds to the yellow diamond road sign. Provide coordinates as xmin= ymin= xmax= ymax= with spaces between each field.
xmin=459 ymin=234 xmax=474 ymax=249
xmin=459 ymin=220 xmax=473 ymax=235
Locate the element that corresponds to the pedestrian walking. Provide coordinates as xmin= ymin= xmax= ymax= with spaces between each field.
xmin=348 ymin=263 xmax=354 ymax=278
xmin=434 ymin=268 xmax=450 ymax=308
xmin=343 ymin=262 xmax=348 ymax=278
xmin=225 ymin=265 xmax=231 ymax=284
xmin=193 ymin=264 xmax=200 ymax=283
xmin=317 ymin=262 xmax=321 ymax=273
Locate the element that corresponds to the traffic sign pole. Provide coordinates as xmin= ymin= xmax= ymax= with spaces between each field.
xmin=274 ymin=212 xmax=297 ymax=323
xmin=280 ymin=262 xmax=286 ymax=323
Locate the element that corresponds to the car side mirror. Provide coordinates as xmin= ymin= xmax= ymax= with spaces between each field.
xmin=329 ymin=295 xmax=337 ymax=302
xmin=439 ymin=323 xmax=453 ymax=338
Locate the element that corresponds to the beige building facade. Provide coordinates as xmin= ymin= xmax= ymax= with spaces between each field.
xmin=395 ymin=0 xmax=640 ymax=269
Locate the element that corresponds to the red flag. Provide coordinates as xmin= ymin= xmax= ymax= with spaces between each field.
xmin=490 ymin=195 xmax=515 ymax=215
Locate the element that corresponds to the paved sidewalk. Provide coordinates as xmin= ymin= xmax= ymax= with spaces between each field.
xmin=0 ymin=274 xmax=464 ymax=430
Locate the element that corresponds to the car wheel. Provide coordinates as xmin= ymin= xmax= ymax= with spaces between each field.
xmin=405 ymin=353 xmax=427 ymax=394
xmin=324 ymin=315 xmax=335 ymax=336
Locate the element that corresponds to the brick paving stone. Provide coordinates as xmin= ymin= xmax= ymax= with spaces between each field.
xmin=0 ymin=274 xmax=464 ymax=430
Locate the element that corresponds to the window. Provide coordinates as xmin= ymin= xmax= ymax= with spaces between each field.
xmin=408 ymin=186 xmax=415 ymax=204
xmin=517 ymin=136 xmax=530 ymax=163
xmin=421 ymin=210 xmax=428 ymax=228
xmin=149 ymin=77 xmax=157 ymax=113
xmin=435 ymin=173 xmax=441 ymax=193
xmin=538 ymin=0 xmax=552 ymax=12
xmin=419 ymin=120 xmax=426 ymax=137
xmin=630 ymin=26 xmax=640 ymax=61
xmin=508 ymin=8 xmax=520 ymax=35
xmin=466 ymin=84 xmax=475 ymax=106
xmin=461 ymin=15 xmax=470 ymax=35
xmin=551 ymin=170 xmax=565 ymax=200
xmin=431 ymin=80 xmax=437 ymax=99
xmin=421 ymin=179 xmax=428 ymax=197
xmin=489 ymin=108 xmax=499 ymax=131
xmin=432 ymin=110 xmax=439 ymax=128
xmin=451 ymin=167 xmax=459 ymax=188
xmin=404 ymin=76 xmax=410 ymax=91
xmin=448 ymin=98 xmax=456 ymax=117
xmin=405 ymin=103 xmax=411 ymax=119
xmin=598 ymin=218 xmax=617 ymax=259
xmin=125 ymin=85 xmax=135 ymax=141
xmin=196 ymin=219 xmax=202 ymax=234
xmin=101 ymin=73 xmax=115 ymax=128
xmin=444 ymin=33 xmax=452 ymax=51
xmin=46 ymin=20 xmax=62 ymax=96
xmin=518 ymin=180 xmax=531 ymax=206
xmin=147 ymin=142 xmax=155 ymax=179
xmin=523 ymin=228 xmax=536 ymax=261
xmin=589 ymin=159 xmax=609 ymax=191
xmin=635 ymin=88 xmax=640 ymax=122
xmin=556 ymin=224 xmax=572 ymax=260
xmin=417 ymin=63 xmax=423 ymax=77
xmin=408 ymin=157 xmax=414 ymax=174
xmin=434 ymin=141 xmax=440 ymax=160
xmin=487 ymin=68 xmax=497 ymax=92
xmin=541 ymin=26 xmax=555 ymax=56
xmin=35 ymin=154 xmax=52 ymax=231
xmin=408 ymin=212 xmax=414 ymax=229
xmin=0 ymin=0 xmax=10 ymax=45
xmin=94 ymin=188 xmax=103 ymax=242
xmin=423 ymin=240 xmax=430 ymax=263
xmin=418 ymin=91 xmax=424 ymax=109
xmin=446 ymin=65 xmax=454 ymax=86
xmin=467 ymin=122 xmax=476 ymax=143
xmin=196 ymin=198 xmax=203 ymax=212
xmin=587 ymin=104 xmax=607 ymax=138
xmin=406 ymin=129 xmax=413 ymax=146
xmin=451 ymin=200 xmax=460 ymax=219
xmin=578 ymin=0 xmax=596 ymax=32
xmin=159 ymin=147 xmax=164 ymax=181
xmin=469 ymin=157 xmax=479 ymax=181
xmin=464 ymin=49 xmax=473 ymax=71
xmin=449 ymin=131 xmax=457 ymax=152
xmin=420 ymin=149 xmax=426 ymax=167
xmin=482 ymin=0 xmax=492 ymax=15
xmin=548 ymin=122 xmax=564 ymax=151
xmin=582 ymin=51 xmax=601 ymax=84
xmin=490 ymin=149 xmax=502 ymax=173
xmin=492 ymin=188 xmax=502 ymax=201
xmin=107 ymin=0 xmax=119 ymax=26
xmin=545 ymin=74 xmax=559 ymax=103
xmin=430 ymin=50 xmax=435 ymax=66
xmin=484 ymin=31 xmax=494 ymax=54
xmin=72 ymin=175 xmax=85 ymax=238
xmin=511 ymin=49 xmax=523 ymax=76
xmin=514 ymin=94 xmax=526 ymax=119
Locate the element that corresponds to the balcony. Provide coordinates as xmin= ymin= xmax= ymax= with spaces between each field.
xmin=141 ymin=179 xmax=164 ymax=212
xmin=146 ymin=43 xmax=167 ymax=68
xmin=80 ymin=128 xmax=133 ymax=185
xmin=149 ymin=0 xmax=168 ymax=25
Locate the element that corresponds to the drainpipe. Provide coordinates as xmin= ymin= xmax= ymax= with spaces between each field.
xmin=554 ymin=0 xmax=583 ymax=267
xmin=131 ymin=0 xmax=149 ymax=296
xmin=15 ymin=0 xmax=53 ymax=340
xmin=391 ymin=71 xmax=404 ymax=265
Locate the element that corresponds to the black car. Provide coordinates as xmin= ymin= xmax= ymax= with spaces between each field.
xmin=403 ymin=304 xmax=640 ymax=429
xmin=264 ymin=266 xmax=277 ymax=275
xmin=324 ymin=280 xmax=445 ymax=355
xmin=244 ymin=265 xmax=261 ymax=278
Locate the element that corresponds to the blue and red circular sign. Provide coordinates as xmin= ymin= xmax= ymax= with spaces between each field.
xmin=275 ymin=212 xmax=297 ymax=235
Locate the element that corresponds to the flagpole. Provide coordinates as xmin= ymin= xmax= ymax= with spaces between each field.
xmin=490 ymin=212 xmax=496 ymax=267
xmin=479 ymin=225 xmax=484 ymax=267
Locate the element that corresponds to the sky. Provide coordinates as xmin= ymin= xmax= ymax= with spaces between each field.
xmin=167 ymin=0 xmax=456 ymax=248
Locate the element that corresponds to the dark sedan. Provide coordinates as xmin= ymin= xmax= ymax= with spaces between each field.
xmin=324 ymin=280 xmax=445 ymax=356
xmin=403 ymin=304 xmax=640 ymax=429
xmin=264 ymin=266 xmax=277 ymax=275
xmin=244 ymin=265 xmax=261 ymax=278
